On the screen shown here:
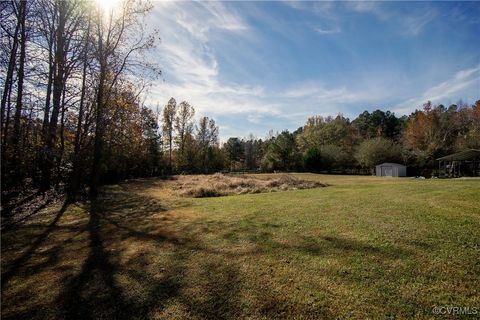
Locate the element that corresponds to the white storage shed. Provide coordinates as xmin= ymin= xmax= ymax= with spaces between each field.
xmin=375 ymin=163 xmax=406 ymax=177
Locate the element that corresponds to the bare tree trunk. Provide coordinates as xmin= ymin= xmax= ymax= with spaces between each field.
xmin=3 ymin=85 xmax=13 ymax=145
xmin=42 ymin=31 xmax=55 ymax=138
xmin=56 ymin=91 xmax=67 ymax=187
xmin=169 ymin=131 xmax=172 ymax=170
xmin=1 ymin=3 xmax=20 ymax=137
xmin=41 ymin=0 xmax=66 ymax=191
xmin=1 ymin=84 xmax=14 ymax=189
xmin=90 ymin=58 xmax=106 ymax=197
xmin=90 ymin=13 xmax=106 ymax=197
xmin=23 ymin=103 xmax=34 ymax=150
xmin=11 ymin=0 xmax=27 ymax=158
xmin=68 ymin=21 xmax=90 ymax=201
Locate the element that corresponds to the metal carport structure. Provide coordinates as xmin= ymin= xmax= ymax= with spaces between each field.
xmin=437 ymin=149 xmax=480 ymax=177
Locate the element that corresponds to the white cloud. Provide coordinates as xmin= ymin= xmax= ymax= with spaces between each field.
xmin=145 ymin=2 xmax=478 ymax=138
xmin=402 ymin=9 xmax=438 ymax=36
xmin=154 ymin=1 xmax=247 ymax=42
xmin=146 ymin=1 xmax=270 ymax=120
xmin=200 ymin=1 xmax=248 ymax=32
xmin=345 ymin=2 xmax=437 ymax=36
xmin=282 ymin=1 xmax=305 ymax=11
xmin=282 ymin=82 xmax=377 ymax=104
xmin=247 ymin=114 xmax=263 ymax=124
xmin=284 ymin=1 xmax=336 ymax=19
xmin=345 ymin=1 xmax=389 ymax=20
xmin=393 ymin=65 xmax=480 ymax=114
xmin=314 ymin=26 xmax=341 ymax=35
xmin=348 ymin=1 xmax=378 ymax=13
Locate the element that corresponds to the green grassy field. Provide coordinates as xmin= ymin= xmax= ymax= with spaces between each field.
xmin=2 ymin=174 xmax=479 ymax=319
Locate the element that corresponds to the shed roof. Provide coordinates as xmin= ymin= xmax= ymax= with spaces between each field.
xmin=436 ymin=149 xmax=480 ymax=161
xmin=376 ymin=163 xmax=406 ymax=167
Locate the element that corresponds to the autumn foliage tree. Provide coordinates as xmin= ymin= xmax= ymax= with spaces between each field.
xmin=402 ymin=101 xmax=477 ymax=170
xmin=0 ymin=0 xmax=161 ymax=203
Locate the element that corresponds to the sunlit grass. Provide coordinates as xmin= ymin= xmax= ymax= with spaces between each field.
xmin=2 ymin=174 xmax=479 ymax=319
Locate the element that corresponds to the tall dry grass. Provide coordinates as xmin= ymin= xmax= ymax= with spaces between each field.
xmin=170 ymin=173 xmax=327 ymax=198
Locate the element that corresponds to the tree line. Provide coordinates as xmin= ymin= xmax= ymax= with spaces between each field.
xmin=2 ymin=0 xmax=479 ymax=203
xmin=224 ymin=101 xmax=479 ymax=176
xmin=155 ymin=99 xmax=479 ymax=177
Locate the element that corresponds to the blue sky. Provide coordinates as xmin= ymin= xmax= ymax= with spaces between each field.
xmin=145 ymin=1 xmax=480 ymax=139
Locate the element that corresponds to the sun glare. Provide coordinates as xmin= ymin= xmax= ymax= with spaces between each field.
xmin=96 ymin=0 xmax=119 ymax=12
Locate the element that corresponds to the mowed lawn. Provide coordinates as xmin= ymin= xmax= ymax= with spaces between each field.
xmin=1 ymin=174 xmax=479 ymax=319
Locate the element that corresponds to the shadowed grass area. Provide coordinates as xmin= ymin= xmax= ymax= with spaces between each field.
xmin=1 ymin=174 xmax=479 ymax=319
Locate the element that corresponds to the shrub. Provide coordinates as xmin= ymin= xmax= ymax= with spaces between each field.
xmin=303 ymin=147 xmax=322 ymax=172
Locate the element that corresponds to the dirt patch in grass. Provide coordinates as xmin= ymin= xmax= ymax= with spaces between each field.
xmin=170 ymin=173 xmax=328 ymax=198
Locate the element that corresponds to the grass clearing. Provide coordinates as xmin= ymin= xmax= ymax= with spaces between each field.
xmin=1 ymin=174 xmax=479 ymax=319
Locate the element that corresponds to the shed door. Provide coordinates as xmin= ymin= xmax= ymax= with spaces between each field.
xmin=382 ymin=166 xmax=393 ymax=176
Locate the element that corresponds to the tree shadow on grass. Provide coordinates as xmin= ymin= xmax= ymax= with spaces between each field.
xmin=1 ymin=201 xmax=69 ymax=290
xmin=1 ymin=190 xmax=41 ymax=217
xmin=2 ymin=185 xmax=414 ymax=320
xmin=59 ymin=198 xmax=129 ymax=319
xmin=58 ymin=191 xmax=190 ymax=319
xmin=221 ymin=215 xmax=412 ymax=261
xmin=299 ymin=235 xmax=411 ymax=260
xmin=57 ymin=188 xmax=246 ymax=320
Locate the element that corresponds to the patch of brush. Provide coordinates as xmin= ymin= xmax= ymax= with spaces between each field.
xmin=171 ymin=173 xmax=328 ymax=198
